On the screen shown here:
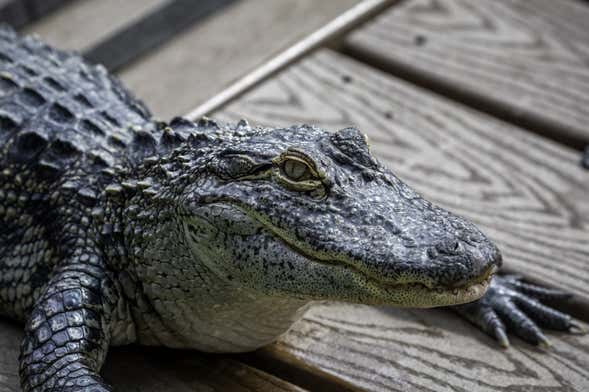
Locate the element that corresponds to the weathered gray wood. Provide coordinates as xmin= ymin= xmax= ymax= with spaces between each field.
xmin=22 ymin=0 xmax=166 ymax=52
xmin=343 ymin=0 xmax=589 ymax=149
xmin=265 ymin=303 xmax=589 ymax=391
xmin=186 ymin=0 xmax=399 ymax=120
xmin=120 ymin=0 xmax=363 ymax=118
xmin=0 ymin=318 xmax=306 ymax=392
xmin=22 ymin=0 xmax=371 ymax=120
xmin=84 ymin=0 xmax=238 ymax=72
xmin=215 ymin=47 xmax=589 ymax=391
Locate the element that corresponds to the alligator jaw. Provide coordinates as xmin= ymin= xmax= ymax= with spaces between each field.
xmin=233 ymin=203 xmax=497 ymax=307
xmin=369 ymin=267 xmax=496 ymax=307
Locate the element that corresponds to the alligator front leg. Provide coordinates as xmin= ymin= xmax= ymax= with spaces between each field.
xmin=582 ymin=146 xmax=589 ymax=169
xmin=19 ymin=261 xmax=117 ymax=392
xmin=453 ymin=275 xmax=584 ymax=347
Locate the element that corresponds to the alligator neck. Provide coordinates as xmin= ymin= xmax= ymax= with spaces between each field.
xmin=119 ymin=192 xmax=311 ymax=352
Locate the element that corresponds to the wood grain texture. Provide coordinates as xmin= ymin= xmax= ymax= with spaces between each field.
xmin=216 ymin=49 xmax=589 ymax=305
xmin=0 ymin=318 xmax=306 ymax=392
xmin=120 ymin=0 xmax=361 ymax=118
xmin=267 ymin=303 xmax=589 ymax=391
xmin=344 ymin=0 xmax=589 ymax=147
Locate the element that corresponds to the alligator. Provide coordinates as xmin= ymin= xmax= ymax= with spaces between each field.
xmin=0 ymin=26 xmax=583 ymax=392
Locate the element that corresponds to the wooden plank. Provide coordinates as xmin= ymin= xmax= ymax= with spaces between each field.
xmin=84 ymin=0 xmax=238 ymax=72
xmin=22 ymin=0 xmax=166 ymax=52
xmin=186 ymin=0 xmax=399 ymax=121
xmin=216 ymin=49 xmax=589 ymax=307
xmin=265 ymin=303 xmax=589 ymax=391
xmin=0 ymin=318 xmax=306 ymax=392
xmin=22 ymin=0 xmax=382 ymax=118
xmin=342 ymin=0 xmax=589 ymax=150
xmin=212 ymin=48 xmax=589 ymax=391
xmin=119 ymin=0 xmax=371 ymax=119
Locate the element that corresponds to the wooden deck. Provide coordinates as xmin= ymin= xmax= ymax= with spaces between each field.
xmin=1 ymin=0 xmax=589 ymax=390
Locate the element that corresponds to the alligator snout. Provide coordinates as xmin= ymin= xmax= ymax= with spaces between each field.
xmin=426 ymin=235 xmax=502 ymax=289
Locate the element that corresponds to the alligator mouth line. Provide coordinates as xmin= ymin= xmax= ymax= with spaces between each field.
xmin=373 ymin=271 xmax=495 ymax=305
xmin=233 ymin=204 xmax=496 ymax=305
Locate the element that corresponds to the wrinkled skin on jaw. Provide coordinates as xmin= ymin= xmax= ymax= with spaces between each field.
xmin=180 ymin=125 xmax=502 ymax=307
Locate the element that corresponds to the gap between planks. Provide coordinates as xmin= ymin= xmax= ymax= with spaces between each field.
xmin=0 ymin=0 xmax=74 ymax=29
xmin=339 ymin=40 xmax=589 ymax=154
xmin=83 ymin=0 xmax=238 ymax=72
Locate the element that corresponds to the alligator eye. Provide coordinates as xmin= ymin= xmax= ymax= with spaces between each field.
xmin=281 ymin=159 xmax=313 ymax=181
xmin=272 ymin=150 xmax=325 ymax=194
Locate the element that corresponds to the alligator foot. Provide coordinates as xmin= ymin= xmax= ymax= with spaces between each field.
xmin=582 ymin=146 xmax=589 ymax=169
xmin=452 ymin=275 xmax=585 ymax=347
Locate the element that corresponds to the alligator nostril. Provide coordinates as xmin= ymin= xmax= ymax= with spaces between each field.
xmin=435 ymin=240 xmax=463 ymax=255
xmin=452 ymin=241 xmax=461 ymax=252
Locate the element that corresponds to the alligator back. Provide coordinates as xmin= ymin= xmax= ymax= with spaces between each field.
xmin=0 ymin=26 xmax=152 ymax=320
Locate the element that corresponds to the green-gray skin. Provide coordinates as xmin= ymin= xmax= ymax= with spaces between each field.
xmin=0 ymin=27 xmax=582 ymax=391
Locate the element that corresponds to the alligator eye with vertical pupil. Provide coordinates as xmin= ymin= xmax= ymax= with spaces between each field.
xmin=272 ymin=150 xmax=326 ymax=193
xmin=282 ymin=159 xmax=312 ymax=181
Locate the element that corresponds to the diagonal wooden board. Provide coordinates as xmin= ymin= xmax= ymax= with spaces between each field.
xmin=342 ymin=0 xmax=589 ymax=149
xmin=22 ymin=0 xmax=366 ymax=119
xmin=215 ymin=49 xmax=589 ymax=391
xmin=22 ymin=0 xmax=167 ymax=51
xmin=119 ymin=0 xmax=363 ymax=118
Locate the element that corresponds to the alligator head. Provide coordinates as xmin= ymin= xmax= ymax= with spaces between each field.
xmin=178 ymin=123 xmax=501 ymax=308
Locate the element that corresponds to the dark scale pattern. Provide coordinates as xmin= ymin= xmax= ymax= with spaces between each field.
xmin=0 ymin=26 xmax=582 ymax=392
xmin=0 ymin=25 xmax=156 ymax=391
xmin=19 ymin=266 xmax=116 ymax=391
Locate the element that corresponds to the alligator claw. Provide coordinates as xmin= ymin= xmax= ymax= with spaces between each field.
xmin=453 ymin=275 xmax=584 ymax=347
xmin=570 ymin=321 xmax=588 ymax=334
xmin=493 ymin=323 xmax=510 ymax=348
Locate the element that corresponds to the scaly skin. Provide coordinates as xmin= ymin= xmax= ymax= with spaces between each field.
xmin=0 ymin=27 xmax=582 ymax=391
